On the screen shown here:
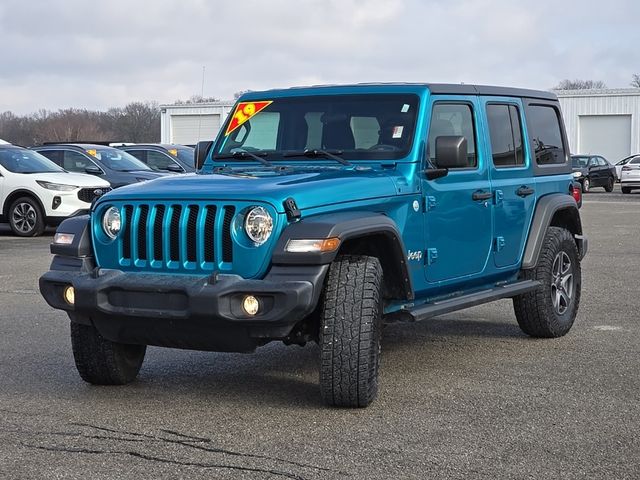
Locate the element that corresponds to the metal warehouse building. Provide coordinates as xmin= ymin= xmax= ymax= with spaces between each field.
xmin=557 ymin=88 xmax=640 ymax=162
xmin=160 ymin=101 xmax=234 ymax=145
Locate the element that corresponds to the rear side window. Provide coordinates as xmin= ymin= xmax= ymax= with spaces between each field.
xmin=127 ymin=150 xmax=147 ymax=162
xmin=428 ymin=103 xmax=477 ymax=168
xmin=486 ymin=104 xmax=524 ymax=168
xmin=38 ymin=150 xmax=63 ymax=165
xmin=527 ymin=105 xmax=566 ymax=165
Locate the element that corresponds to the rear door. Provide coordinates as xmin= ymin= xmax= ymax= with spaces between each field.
xmin=422 ymin=97 xmax=493 ymax=283
xmin=482 ymin=98 xmax=536 ymax=268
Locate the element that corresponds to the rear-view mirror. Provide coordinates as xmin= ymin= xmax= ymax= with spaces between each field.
xmin=85 ymin=165 xmax=102 ymax=175
xmin=434 ymin=136 xmax=468 ymax=169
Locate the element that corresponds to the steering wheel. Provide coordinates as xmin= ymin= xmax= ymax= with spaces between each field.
xmin=368 ymin=144 xmax=401 ymax=152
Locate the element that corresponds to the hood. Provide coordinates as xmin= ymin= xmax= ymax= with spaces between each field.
xmin=98 ymin=165 xmax=404 ymax=212
xmin=33 ymin=171 xmax=111 ymax=187
xmin=125 ymin=170 xmax=168 ymax=179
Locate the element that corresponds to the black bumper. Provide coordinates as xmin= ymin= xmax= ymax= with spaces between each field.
xmin=39 ymin=264 xmax=327 ymax=352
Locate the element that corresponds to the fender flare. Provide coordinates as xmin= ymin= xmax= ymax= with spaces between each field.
xmin=522 ymin=194 xmax=583 ymax=269
xmin=272 ymin=211 xmax=413 ymax=300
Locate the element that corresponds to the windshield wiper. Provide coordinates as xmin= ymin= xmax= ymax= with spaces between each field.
xmin=214 ymin=150 xmax=273 ymax=167
xmin=283 ymin=149 xmax=351 ymax=166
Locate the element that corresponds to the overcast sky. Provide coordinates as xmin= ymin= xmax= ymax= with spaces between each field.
xmin=1 ymin=0 xmax=638 ymax=114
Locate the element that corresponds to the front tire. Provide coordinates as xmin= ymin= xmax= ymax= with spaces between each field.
xmin=70 ymin=322 xmax=146 ymax=385
xmin=581 ymin=178 xmax=590 ymax=193
xmin=319 ymin=255 xmax=383 ymax=408
xmin=9 ymin=196 xmax=45 ymax=237
xmin=622 ymin=187 xmax=631 ymax=194
xmin=513 ymin=227 xmax=581 ymax=338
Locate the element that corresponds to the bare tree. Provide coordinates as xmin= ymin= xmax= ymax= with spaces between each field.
xmin=553 ymin=79 xmax=607 ymax=90
xmin=173 ymin=95 xmax=220 ymax=105
xmin=631 ymin=74 xmax=640 ymax=88
xmin=106 ymin=101 xmax=161 ymax=142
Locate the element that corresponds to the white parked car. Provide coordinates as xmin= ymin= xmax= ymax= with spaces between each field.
xmin=0 ymin=144 xmax=111 ymax=236
xmin=620 ymin=155 xmax=640 ymax=194
xmin=614 ymin=155 xmax=638 ymax=182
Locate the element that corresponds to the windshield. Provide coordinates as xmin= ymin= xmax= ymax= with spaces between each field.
xmin=93 ymin=148 xmax=151 ymax=172
xmin=571 ymin=156 xmax=589 ymax=168
xmin=175 ymin=147 xmax=194 ymax=165
xmin=214 ymin=94 xmax=419 ymax=161
xmin=0 ymin=148 xmax=64 ymax=173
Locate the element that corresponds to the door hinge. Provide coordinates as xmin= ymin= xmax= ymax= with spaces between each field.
xmin=494 ymin=236 xmax=505 ymax=252
xmin=494 ymin=189 xmax=504 ymax=206
xmin=426 ymin=196 xmax=437 ymax=211
xmin=426 ymin=248 xmax=438 ymax=265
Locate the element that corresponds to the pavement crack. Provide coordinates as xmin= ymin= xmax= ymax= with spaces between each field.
xmin=70 ymin=422 xmax=336 ymax=474
xmin=20 ymin=442 xmax=307 ymax=480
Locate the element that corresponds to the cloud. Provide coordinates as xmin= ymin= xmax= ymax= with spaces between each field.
xmin=0 ymin=0 xmax=638 ymax=113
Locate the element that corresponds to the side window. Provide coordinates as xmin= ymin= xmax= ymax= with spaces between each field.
xmin=350 ymin=116 xmax=380 ymax=149
xmin=630 ymin=157 xmax=640 ymax=165
xmin=38 ymin=150 xmax=63 ymax=166
xmin=146 ymin=151 xmax=179 ymax=171
xmin=63 ymin=151 xmax=96 ymax=173
xmin=598 ymin=157 xmax=608 ymax=167
xmin=589 ymin=157 xmax=598 ymax=167
xmin=527 ymin=105 xmax=566 ymax=165
xmin=226 ymin=112 xmax=280 ymax=151
xmin=127 ymin=150 xmax=147 ymax=162
xmin=428 ymin=103 xmax=477 ymax=168
xmin=487 ymin=104 xmax=524 ymax=168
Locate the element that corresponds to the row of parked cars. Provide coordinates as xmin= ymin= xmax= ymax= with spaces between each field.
xmin=571 ymin=153 xmax=640 ymax=193
xmin=0 ymin=142 xmax=194 ymax=236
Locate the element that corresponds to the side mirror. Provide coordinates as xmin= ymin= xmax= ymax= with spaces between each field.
xmin=194 ymin=141 xmax=213 ymax=170
xmin=434 ymin=136 xmax=468 ymax=169
xmin=85 ymin=165 xmax=102 ymax=175
xmin=166 ymin=164 xmax=184 ymax=173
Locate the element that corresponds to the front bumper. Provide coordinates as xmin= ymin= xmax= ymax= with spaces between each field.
xmin=39 ymin=265 xmax=327 ymax=352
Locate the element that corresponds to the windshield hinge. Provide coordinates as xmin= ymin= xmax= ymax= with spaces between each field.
xmin=283 ymin=197 xmax=301 ymax=222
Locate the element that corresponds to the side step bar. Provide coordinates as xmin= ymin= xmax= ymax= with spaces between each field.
xmin=404 ymin=280 xmax=541 ymax=322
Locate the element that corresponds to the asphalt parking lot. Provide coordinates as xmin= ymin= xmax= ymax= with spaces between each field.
xmin=0 ymin=187 xmax=638 ymax=480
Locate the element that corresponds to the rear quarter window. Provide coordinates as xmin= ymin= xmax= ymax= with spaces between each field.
xmin=527 ymin=104 xmax=567 ymax=165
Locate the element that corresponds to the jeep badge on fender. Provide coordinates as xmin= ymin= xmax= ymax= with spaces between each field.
xmin=39 ymin=83 xmax=586 ymax=408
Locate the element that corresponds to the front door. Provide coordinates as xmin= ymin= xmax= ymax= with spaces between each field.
xmin=422 ymin=98 xmax=493 ymax=283
xmin=483 ymin=99 xmax=536 ymax=268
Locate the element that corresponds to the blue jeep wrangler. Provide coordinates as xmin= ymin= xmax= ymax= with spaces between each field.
xmin=39 ymin=84 xmax=587 ymax=407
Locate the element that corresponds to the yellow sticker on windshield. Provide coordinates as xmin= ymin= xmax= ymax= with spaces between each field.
xmin=86 ymin=149 xmax=97 ymax=157
xmin=168 ymin=148 xmax=178 ymax=156
xmin=225 ymin=101 xmax=273 ymax=136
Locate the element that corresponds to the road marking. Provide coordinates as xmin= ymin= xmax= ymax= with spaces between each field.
xmin=592 ymin=325 xmax=622 ymax=331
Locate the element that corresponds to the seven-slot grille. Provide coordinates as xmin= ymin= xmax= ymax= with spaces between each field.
xmin=119 ymin=203 xmax=235 ymax=270
xmin=78 ymin=187 xmax=112 ymax=203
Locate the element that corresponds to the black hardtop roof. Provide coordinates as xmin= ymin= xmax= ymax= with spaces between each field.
xmin=36 ymin=143 xmax=117 ymax=149
xmin=249 ymin=83 xmax=557 ymax=101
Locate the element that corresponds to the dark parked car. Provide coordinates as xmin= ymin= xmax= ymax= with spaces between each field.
xmin=118 ymin=144 xmax=195 ymax=173
xmin=571 ymin=155 xmax=616 ymax=193
xmin=32 ymin=144 xmax=167 ymax=188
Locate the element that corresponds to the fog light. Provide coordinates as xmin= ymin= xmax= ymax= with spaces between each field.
xmin=63 ymin=286 xmax=75 ymax=305
xmin=242 ymin=295 xmax=260 ymax=316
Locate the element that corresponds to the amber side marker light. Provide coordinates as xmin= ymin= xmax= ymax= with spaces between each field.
xmin=53 ymin=232 xmax=74 ymax=245
xmin=63 ymin=286 xmax=75 ymax=305
xmin=284 ymin=238 xmax=341 ymax=253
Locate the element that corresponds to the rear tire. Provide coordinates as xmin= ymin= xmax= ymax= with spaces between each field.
xmin=604 ymin=176 xmax=614 ymax=192
xmin=581 ymin=178 xmax=590 ymax=193
xmin=513 ymin=227 xmax=581 ymax=338
xmin=9 ymin=196 xmax=45 ymax=237
xmin=70 ymin=322 xmax=146 ymax=385
xmin=319 ymin=255 xmax=383 ymax=408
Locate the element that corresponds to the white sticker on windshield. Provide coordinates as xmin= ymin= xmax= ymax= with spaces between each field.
xmin=392 ymin=126 xmax=404 ymax=138
xmin=401 ymin=104 xmax=410 ymax=113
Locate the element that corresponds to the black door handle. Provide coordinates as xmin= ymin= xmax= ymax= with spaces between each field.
xmin=516 ymin=186 xmax=535 ymax=197
xmin=472 ymin=190 xmax=493 ymax=201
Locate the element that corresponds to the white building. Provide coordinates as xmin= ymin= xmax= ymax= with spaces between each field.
xmin=160 ymin=101 xmax=234 ymax=145
xmin=557 ymin=88 xmax=640 ymax=162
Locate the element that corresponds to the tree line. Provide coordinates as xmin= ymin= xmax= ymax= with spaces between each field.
xmin=554 ymin=74 xmax=640 ymax=90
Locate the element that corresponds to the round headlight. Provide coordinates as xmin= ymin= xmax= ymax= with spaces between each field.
xmin=244 ymin=206 xmax=273 ymax=245
xmin=573 ymin=171 xmax=583 ymax=178
xmin=102 ymin=206 xmax=121 ymax=239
